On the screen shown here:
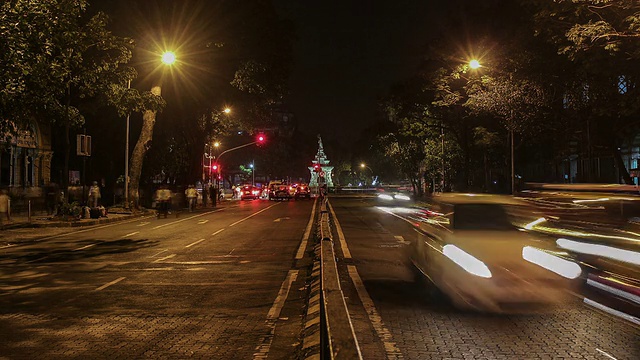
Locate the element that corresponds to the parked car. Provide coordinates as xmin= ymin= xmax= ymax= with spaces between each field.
xmin=294 ymin=183 xmax=311 ymax=200
xmin=408 ymin=194 xmax=581 ymax=313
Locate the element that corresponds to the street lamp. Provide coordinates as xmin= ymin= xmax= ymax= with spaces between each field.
xmin=469 ymin=59 xmax=481 ymax=70
xmin=125 ymin=50 xmax=175 ymax=209
xmin=249 ymin=162 xmax=255 ymax=186
xmin=360 ymin=163 xmax=373 ymax=186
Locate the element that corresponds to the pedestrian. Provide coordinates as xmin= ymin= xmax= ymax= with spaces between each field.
xmin=0 ymin=189 xmax=11 ymax=225
xmin=209 ymin=184 xmax=216 ymax=206
xmin=185 ymin=184 xmax=197 ymax=212
xmin=88 ymin=181 xmax=101 ymax=208
xmin=202 ymin=185 xmax=208 ymax=208
xmin=155 ymin=185 xmax=171 ymax=218
xmin=45 ymin=182 xmax=58 ymax=215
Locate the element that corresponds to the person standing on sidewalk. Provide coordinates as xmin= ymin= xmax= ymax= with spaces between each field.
xmin=0 ymin=189 xmax=11 ymax=225
xmin=185 ymin=185 xmax=197 ymax=212
xmin=88 ymin=181 xmax=101 ymax=208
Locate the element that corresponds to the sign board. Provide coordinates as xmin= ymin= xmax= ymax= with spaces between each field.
xmin=77 ymin=134 xmax=91 ymax=156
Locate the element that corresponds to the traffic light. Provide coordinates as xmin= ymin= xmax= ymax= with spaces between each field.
xmin=256 ymin=133 xmax=266 ymax=145
xmin=313 ymin=164 xmax=321 ymax=172
xmin=212 ymin=164 xmax=220 ymax=173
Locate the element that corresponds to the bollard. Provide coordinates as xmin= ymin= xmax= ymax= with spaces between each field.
xmin=28 ymin=200 xmax=32 ymax=223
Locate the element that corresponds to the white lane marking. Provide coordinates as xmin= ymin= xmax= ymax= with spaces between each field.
xmin=149 ymin=249 xmax=168 ymax=258
xmin=185 ymin=238 xmax=206 ymax=248
xmin=348 ymin=265 xmax=404 ymax=359
xmin=296 ymin=198 xmax=318 ymax=260
xmin=212 ymin=229 xmax=225 ymax=236
xmin=137 ymin=222 xmax=150 ymax=227
xmin=123 ymin=231 xmax=139 ymax=238
xmin=596 ymin=348 xmax=618 ymax=360
xmin=253 ymin=270 xmax=299 ymax=360
xmin=198 ymin=219 xmax=209 ymax=224
xmin=95 ymin=277 xmax=126 ymax=291
xmin=583 ymin=297 xmax=640 ymax=326
xmin=328 ymin=201 xmax=352 ymax=259
xmin=0 ymin=244 xmax=16 ymax=249
xmin=153 ymin=254 xmax=176 ymax=263
xmin=152 ymin=209 xmax=223 ymax=230
xmin=161 ymin=261 xmax=234 ymax=265
xmin=74 ymin=244 xmax=96 ymax=251
xmin=229 ymin=203 xmax=279 ymax=227
xmin=37 ymin=215 xmax=156 ymax=241
xmin=273 ymin=217 xmax=290 ymax=222
xmin=394 ymin=235 xmax=409 ymax=245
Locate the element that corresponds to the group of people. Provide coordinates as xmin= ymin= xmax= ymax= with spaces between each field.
xmin=154 ymin=184 xmax=222 ymax=217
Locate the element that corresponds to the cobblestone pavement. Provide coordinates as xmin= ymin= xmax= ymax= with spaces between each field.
xmin=329 ymin=198 xmax=640 ymax=360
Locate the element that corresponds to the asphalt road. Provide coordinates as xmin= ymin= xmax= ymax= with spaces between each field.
xmin=327 ymin=197 xmax=640 ymax=360
xmin=0 ymin=199 xmax=317 ymax=359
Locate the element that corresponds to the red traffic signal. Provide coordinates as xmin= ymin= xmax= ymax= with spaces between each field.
xmin=212 ymin=164 xmax=220 ymax=173
xmin=256 ymin=133 xmax=266 ymax=144
xmin=313 ymin=164 xmax=321 ymax=172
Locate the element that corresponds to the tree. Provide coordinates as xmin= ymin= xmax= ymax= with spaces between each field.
xmin=528 ymin=0 xmax=640 ymax=183
xmin=0 ymin=0 xmax=138 ymax=195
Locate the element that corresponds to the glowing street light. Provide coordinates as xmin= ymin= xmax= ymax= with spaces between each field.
xmin=469 ymin=59 xmax=481 ymax=69
xmin=161 ymin=51 xmax=176 ymax=65
xmin=224 ymin=108 xmax=231 ymax=114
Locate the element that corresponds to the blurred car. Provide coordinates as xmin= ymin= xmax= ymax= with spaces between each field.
xmin=240 ymin=185 xmax=260 ymax=200
xmin=268 ymin=181 xmax=291 ymax=201
xmin=408 ymin=194 xmax=582 ymax=313
xmin=376 ymin=189 xmax=413 ymax=205
xmin=294 ymin=183 xmax=311 ymax=200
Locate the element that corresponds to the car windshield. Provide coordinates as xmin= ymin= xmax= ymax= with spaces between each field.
xmin=452 ymin=203 xmax=515 ymax=230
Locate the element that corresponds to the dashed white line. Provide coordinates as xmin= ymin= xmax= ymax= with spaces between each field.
xmin=74 ymin=244 xmax=96 ymax=251
xmin=149 ymin=249 xmax=168 ymax=258
xmin=328 ymin=201 xmax=352 ymax=259
xmin=137 ymin=222 xmax=150 ymax=227
xmin=198 ymin=219 xmax=209 ymax=224
xmin=348 ymin=265 xmax=403 ymax=359
xmin=152 ymin=209 xmax=222 ymax=230
xmin=229 ymin=203 xmax=279 ymax=227
xmin=123 ymin=231 xmax=139 ymax=238
xmin=596 ymin=348 xmax=618 ymax=360
xmin=296 ymin=198 xmax=318 ymax=260
xmin=153 ymin=254 xmax=176 ymax=263
xmin=95 ymin=277 xmax=126 ymax=291
xmin=212 ymin=229 xmax=225 ymax=236
xmin=185 ymin=238 xmax=206 ymax=248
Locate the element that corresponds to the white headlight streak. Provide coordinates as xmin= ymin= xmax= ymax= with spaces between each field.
xmin=394 ymin=194 xmax=411 ymax=201
xmin=377 ymin=194 xmax=394 ymax=201
xmin=556 ymin=238 xmax=640 ymax=266
xmin=522 ymin=246 xmax=582 ymax=279
xmin=442 ymin=244 xmax=492 ymax=278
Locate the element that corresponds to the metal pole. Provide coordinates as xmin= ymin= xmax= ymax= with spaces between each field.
xmin=511 ymin=129 xmax=515 ymax=195
xmin=28 ymin=200 xmax=31 ymax=223
xmin=252 ymin=161 xmax=255 ymax=186
xmin=124 ymin=79 xmax=131 ymax=209
xmin=441 ymin=123 xmax=445 ymax=192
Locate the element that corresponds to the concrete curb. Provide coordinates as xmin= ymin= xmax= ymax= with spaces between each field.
xmin=2 ymin=212 xmax=153 ymax=229
xmin=301 ymin=248 xmax=322 ymax=360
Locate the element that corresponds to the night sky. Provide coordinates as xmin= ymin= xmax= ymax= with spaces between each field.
xmin=274 ymin=1 xmax=444 ymax=145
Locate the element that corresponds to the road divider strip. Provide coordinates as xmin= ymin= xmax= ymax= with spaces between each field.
xmin=327 ymin=201 xmax=351 ymax=259
xmin=296 ymin=198 xmax=318 ymax=260
xmin=321 ymin=211 xmax=363 ymax=359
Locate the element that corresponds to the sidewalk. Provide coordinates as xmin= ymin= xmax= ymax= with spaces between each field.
xmin=1 ymin=198 xmax=236 ymax=230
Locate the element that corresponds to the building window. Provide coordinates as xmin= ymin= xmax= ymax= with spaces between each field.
xmin=618 ymin=75 xmax=629 ymax=95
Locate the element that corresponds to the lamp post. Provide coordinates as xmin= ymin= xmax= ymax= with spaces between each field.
xmin=124 ymin=79 xmax=131 ymax=209
xmin=360 ymin=163 xmax=373 ymax=186
xmin=249 ymin=162 xmax=255 ymax=186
